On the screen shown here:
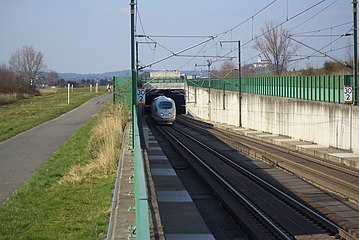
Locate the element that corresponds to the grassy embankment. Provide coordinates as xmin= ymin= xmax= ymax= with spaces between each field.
xmin=0 ymin=102 xmax=130 ymax=239
xmin=0 ymin=87 xmax=106 ymax=142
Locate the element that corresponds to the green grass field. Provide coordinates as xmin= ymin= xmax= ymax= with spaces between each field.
xmin=0 ymin=102 xmax=129 ymax=239
xmin=0 ymin=87 xmax=106 ymax=142
xmin=0 ymin=89 xmax=129 ymax=239
xmin=0 ymin=119 xmax=115 ymax=239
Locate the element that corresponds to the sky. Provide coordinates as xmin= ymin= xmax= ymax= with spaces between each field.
xmin=0 ymin=0 xmax=353 ymax=74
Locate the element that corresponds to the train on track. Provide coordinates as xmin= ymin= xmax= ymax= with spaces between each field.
xmin=151 ymin=96 xmax=176 ymax=125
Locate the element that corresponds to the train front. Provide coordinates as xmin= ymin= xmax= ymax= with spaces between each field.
xmin=151 ymin=96 xmax=176 ymax=125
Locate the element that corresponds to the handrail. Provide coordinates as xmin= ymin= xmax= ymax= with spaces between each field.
xmin=133 ymin=107 xmax=150 ymax=239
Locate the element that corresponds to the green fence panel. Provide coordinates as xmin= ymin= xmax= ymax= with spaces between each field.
xmin=338 ymin=76 xmax=344 ymax=103
xmin=330 ymin=75 xmax=333 ymax=102
xmin=185 ymin=75 xmax=353 ymax=105
xmin=133 ymin=108 xmax=150 ymax=240
xmin=310 ymin=76 xmax=314 ymax=101
xmin=319 ymin=76 xmax=323 ymax=102
xmin=113 ymin=77 xmax=132 ymax=108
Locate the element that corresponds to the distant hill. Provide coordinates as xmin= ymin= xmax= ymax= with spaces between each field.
xmin=58 ymin=70 xmax=131 ymax=80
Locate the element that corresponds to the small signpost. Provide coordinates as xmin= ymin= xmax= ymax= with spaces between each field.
xmin=137 ymin=87 xmax=146 ymax=106
xmin=67 ymin=83 xmax=70 ymax=104
xmin=344 ymin=85 xmax=353 ymax=104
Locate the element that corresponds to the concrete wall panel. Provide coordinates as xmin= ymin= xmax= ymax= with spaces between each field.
xmin=187 ymin=86 xmax=359 ymax=154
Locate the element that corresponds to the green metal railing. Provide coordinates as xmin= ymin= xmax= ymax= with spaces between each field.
xmin=113 ymin=76 xmax=132 ymax=106
xmin=133 ymin=108 xmax=150 ymax=240
xmin=187 ymin=75 xmax=353 ymax=104
xmin=113 ymin=77 xmax=150 ymax=239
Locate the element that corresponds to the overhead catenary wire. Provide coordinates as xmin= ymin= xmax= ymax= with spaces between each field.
xmin=241 ymin=0 xmax=329 ymax=48
xmin=135 ymin=0 xmax=288 ymax=73
xmin=198 ymin=0 xmax=331 ymax=68
xmin=136 ymin=0 xmax=350 ymax=75
xmin=288 ymin=36 xmax=353 ymax=69
xmin=216 ymin=0 xmax=278 ymax=36
xmin=289 ymin=0 xmax=338 ymax=32
xmin=297 ymin=27 xmax=354 ymax=65
xmin=136 ymin=35 xmax=216 ymax=38
xmin=209 ymin=0 xmax=345 ymax=73
xmin=138 ymin=36 xmax=217 ymax=70
xmin=291 ymin=34 xmax=353 ymax=37
xmin=198 ymin=0 xmax=280 ymax=64
xmin=292 ymin=21 xmax=353 ymax=36
xmin=181 ymin=0 xmax=280 ymax=68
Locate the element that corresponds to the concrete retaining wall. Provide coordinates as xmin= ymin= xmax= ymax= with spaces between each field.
xmin=186 ymin=86 xmax=359 ymax=154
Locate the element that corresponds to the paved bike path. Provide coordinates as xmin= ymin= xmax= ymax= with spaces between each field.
xmin=0 ymin=93 xmax=112 ymax=203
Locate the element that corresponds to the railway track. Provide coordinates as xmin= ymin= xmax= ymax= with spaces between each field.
xmin=177 ymin=115 xmax=359 ymax=204
xmin=156 ymin=122 xmax=352 ymax=240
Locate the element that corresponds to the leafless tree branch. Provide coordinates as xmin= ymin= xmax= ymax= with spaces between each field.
xmin=253 ymin=21 xmax=297 ymax=75
xmin=9 ymin=45 xmax=46 ymax=84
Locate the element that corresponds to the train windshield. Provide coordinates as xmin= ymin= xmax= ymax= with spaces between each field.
xmin=158 ymin=101 xmax=173 ymax=109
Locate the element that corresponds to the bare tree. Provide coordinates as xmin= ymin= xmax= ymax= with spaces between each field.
xmin=9 ymin=45 xmax=46 ymax=85
xmin=217 ymin=60 xmax=239 ymax=78
xmin=253 ymin=21 xmax=297 ymax=75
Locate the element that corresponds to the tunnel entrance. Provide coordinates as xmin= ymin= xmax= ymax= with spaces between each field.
xmin=144 ymin=89 xmax=186 ymax=115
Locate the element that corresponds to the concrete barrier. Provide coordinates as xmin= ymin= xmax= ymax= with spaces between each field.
xmin=186 ymin=86 xmax=359 ymax=154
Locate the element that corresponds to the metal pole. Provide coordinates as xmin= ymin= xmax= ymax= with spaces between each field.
xmin=238 ymin=40 xmax=242 ymax=127
xmin=208 ymin=60 xmax=211 ymax=104
xmin=353 ymin=0 xmax=358 ymax=105
xmin=220 ymin=40 xmax=242 ymax=127
xmin=130 ymin=0 xmax=136 ymax=148
xmin=136 ymin=41 xmax=139 ymax=70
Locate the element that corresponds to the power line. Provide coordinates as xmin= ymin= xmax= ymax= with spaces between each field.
xmin=186 ymin=0 xmax=279 ymax=67
xmin=135 ymin=0 xmax=290 ymax=71
xmin=289 ymin=0 xmax=338 ymax=32
xmin=136 ymin=35 xmax=215 ymax=38
xmin=136 ymin=0 xmax=349 ymax=73
xmin=242 ymin=0 xmax=328 ymax=48
xmin=136 ymin=4 xmax=158 ymax=51
xmin=286 ymin=42 xmax=354 ymax=67
xmin=145 ymin=36 xmax=175 ymax=55
xmin=291 ymin=34 xmax=353 ymax=37
xmin=288 ymin=36 xmax=352 ymax=69
xmin=200 ymin=0 xmax=279 ymax=63
xmin=138 ymin=36 xmax=217 ymax=70
xmin=288 ymin=47 xmax=351 ymax=62
xmin=284 ymin=24 xmax=353 ymax=68
xmin=211 ymin=0 xmax=332 ymax=69
xmin=291 ymin=21 xmax=352 ymax=35
xmin=216 ymin=0 xmax=278 ymax=36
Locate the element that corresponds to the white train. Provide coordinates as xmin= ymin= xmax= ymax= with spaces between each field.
xmin=151 ymin=96 xmax=176 ymax=124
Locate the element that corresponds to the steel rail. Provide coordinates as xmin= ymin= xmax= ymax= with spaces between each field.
xmin=178 ymin=116 xmax=359 ymax=203
xmin=177 ymin=117 xmax=359 ymax=239
xmin=171 ymin=119 xmax=350 ymax=236
xmin=172 ymin=124 xmax=343 ymax=235
xmin=161 ymin=126 xmax=292 ymax=240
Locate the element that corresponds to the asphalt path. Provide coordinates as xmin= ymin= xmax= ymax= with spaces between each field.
xmin=0 ymin=93 xmax=112 ymax=203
